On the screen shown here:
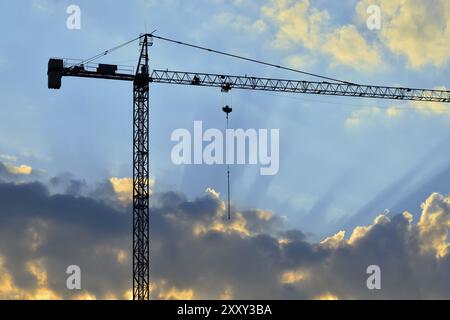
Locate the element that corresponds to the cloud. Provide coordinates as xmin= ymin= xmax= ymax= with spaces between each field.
xmin=356 ymin=0 xmax=450 ymax=69
xmin=417 ymin=193 xmax=450 ymax=258
xmin=261 ymin=0 xmax=328 ymax=51
xmin=345 ymin=106 xmax=403 ymax=127
xmin=31 ymin=0 xmax=55 ymax=12
xmin=410 ymin=87 xmax=450 ymax=116
xmin=280 ymin=269 xmax=308 ymax=284
xmin=0 ymin=255 xmax=61 ymax=300
xmin=0 ymin=157 xmax=43 ymax=185
xmin=1 ymin=174 xmax=450 ymax=299
xmin=4 ymin=164 xmax=33 ymax=175
xmin=320 ymin=230 xmax=345 ymax=249
xmin=109 ymin=177 xmax=133 ymax=205
xmin=0 ymin=161 xmax=38 ymax=184
xmin=0 ymin=180 xmax=131 ymax=299
xmin=261 ymin=0 xmax=384 ymax=71
xmin=284 ymin=53 xmax=317 ymax=69
xmin=314 ymin=292 xmax=339 ymax=300
xmin=158 ymin=286 xmax=195 ymax=300
xmin=0 ymin=154 xmax=17 ymax=162
xmin=214 ymin=12 xmax=268 ymax=35
xmin=345 ymin=89 xmax=450 ymax=126
xmin=109 ymin=177 xmax=155 ymax=205
xmin=49 ymin=173 xmax=88 ymax=196
xmin=323 ymin=25 xmax=382 ymax=71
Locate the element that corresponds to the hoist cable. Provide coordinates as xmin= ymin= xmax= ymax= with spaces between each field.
xmin=226 ymin=113 xmax=231 ymax=221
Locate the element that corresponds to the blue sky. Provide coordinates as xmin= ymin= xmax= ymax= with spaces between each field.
xmin=1 ymin=0 xmax=450 ymax=241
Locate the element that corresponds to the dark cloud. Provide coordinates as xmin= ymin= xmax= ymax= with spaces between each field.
xmin=0 ymin=179 xmax=130 ymax=298
xmin=0 ymin=172 xmax=450 ymax=299
xmin=49 ymin=173 xmax=88 ymax=197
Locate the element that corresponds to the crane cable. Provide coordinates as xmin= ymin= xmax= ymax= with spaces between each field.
xmin=222 ymin=94 xmax=233 ymax=220
xmin=71 ymin=33 xmax=356 ymax=85
xmin=70 ymin=35 xmax=144 ymax=69
xmin=150 ymin=34 xmax=356 ymax=85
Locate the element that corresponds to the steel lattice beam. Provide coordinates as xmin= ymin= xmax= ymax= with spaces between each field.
xmin=149 ymin=70 xmax=450 ymax=103
xmin=50 ymin=63 xmax=450 ymax=104
xmin=132 ymin=35 xmax=150 ymax=300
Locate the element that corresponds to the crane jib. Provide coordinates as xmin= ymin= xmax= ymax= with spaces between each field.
xmin=48 ymin=59 xmax=450 ymax=103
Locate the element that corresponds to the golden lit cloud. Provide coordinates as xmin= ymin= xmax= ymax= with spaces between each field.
xmin=410 ymin=87 xmax=450 ymax=115
xmin=0 ymin=256 xmax=59 ymax=300
xmin=26 ymin=260 xmax=48 ymax=287
xmin=319 ymin=214 xmax=391 ymax=248
xmin=5 ymin=163 xmax=33 ymax=175
xmin=73 ymin=292 xmax=97 ymax=300
xmin=0 ymin=253 xmax=129 ymax=300
xmin=256 ymin=210 xmax=273 ymax=221
xmin=0 ymin=255 xmax=25 ymax=299
xmin=116 ymin=249 xmax=128 ymax=264
xmin=194 ymin=211 xmax=251 ymax=237
xmin=103 ymin=292 xmax=119 ymax=300
xmin=278 ymin=238 xmax=290 ymax=246
xmin=159 ymin=287 xmax=195 ymax=300
xmin=261 ymin=0 xmax=328 ymax=50
xmin=323 ymin=25 xmax=382 ymax=71
xmin=261 ymin=0 xmax=383 ymax=70
xmin=315 ymin=292 xmax=339 ymax=300
xmin=110 ymin=177 xmax=133 ymax=204
xmin=345 ymin=105 xmax=410 ymax=127
xmin=285 ymin=54 xmax=309 ymax=69
xmin=19 ymin=259 xmax=61 ymax=300
xmin=417 ymin=193 xmax=450 ymax=258
xmin=386 ymin=106 xmax=403 ymax=118
xmin=356 ymin=0 xmax=450 ymax=69
xmin=220 ymin=287 xmax=234 ymax=300
xmin=320 ymin=230 xmax=345 ymax=249
xmin=345 ymin=101 xmax=450 ymax=127
xmin=193 ymin=188 xmax=253 ymax=237
xmin=123 ymin=289 xmax=133 ymax=300
xmin=280 ymin=270 xmax=308 ymax=284
xmin=348 ymin=214 xmax=390 ymax=245
xmin=205 ymin=187 xmax=221 ymax=200
xmin=109 ymin=177 xmax=155 ymax=205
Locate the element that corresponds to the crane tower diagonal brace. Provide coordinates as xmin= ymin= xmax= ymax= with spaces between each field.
xmin=133 ymin=35 xmax=151 ymax=300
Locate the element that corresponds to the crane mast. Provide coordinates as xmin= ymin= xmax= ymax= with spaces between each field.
xmin=132 ymin=35 xmax=151 ymax=301
xmin=47 ymin=34 xmax=450 ymax=300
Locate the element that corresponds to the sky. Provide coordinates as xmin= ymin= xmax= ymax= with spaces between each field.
xmin=0 ymin=0 xmax=450 ymax=299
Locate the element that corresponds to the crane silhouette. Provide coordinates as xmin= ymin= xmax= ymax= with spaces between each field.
xmin=47 ymin=33 xmax=450 ymax=300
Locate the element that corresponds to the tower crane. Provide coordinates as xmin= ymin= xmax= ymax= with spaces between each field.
xmin=47 ymin=33 xmax=450 ymax=300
